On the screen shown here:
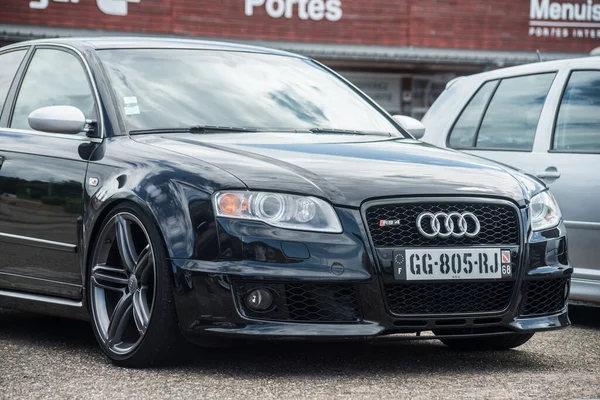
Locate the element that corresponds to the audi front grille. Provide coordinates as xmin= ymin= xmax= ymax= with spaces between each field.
xmin=365 ymin=202 xmax=519 ymax=248
xmin=364 ymin=200 xmax=521 ymax=316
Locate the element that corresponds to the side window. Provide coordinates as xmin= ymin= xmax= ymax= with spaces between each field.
xmin=10 ymin=48 xmax=95 ymax=131
xmin=553 ymin=71 xmax=600 ymax=152
xmin=477 ymin=73 xmax=555 ymax=150
xmin=448 ymin=80 xmax=498 ymax=147
xmin=0 ymin=49 xmax=27 ymax=115
xmin=448 ymin=73 xmax=555 ymax=150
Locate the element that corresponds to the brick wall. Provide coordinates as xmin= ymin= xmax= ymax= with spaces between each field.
xmin=1 ymin=0 xmax=599 ymax=53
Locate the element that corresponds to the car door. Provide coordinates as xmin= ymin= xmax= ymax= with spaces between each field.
xmin=0 ymin=45 xmax=100 ymax=300
xmin=531 ymin=68 xmax=600 ymax=298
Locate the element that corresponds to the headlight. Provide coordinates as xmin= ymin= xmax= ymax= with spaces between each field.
xmin=530 ymin=191 xmax=562 ymax=231
xmin=213 ymin=191 xmax=342 ymax=233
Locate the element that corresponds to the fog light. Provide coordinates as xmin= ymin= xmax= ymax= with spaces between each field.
xmin=245 ymin=288 xmax=274 ymax=311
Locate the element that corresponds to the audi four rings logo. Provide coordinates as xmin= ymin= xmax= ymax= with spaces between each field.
xmin=416 ymin=212 xmax=481 ymax=239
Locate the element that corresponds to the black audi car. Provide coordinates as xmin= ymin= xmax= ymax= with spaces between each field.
xmin=0 ymin=38 xmax=571 ymax=367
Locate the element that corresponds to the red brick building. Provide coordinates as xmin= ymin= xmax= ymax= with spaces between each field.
xmin=1 ymin=0 xmax=598 ymax=116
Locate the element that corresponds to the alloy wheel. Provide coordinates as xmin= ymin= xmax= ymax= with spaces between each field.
xmin=90 ymin=212 xmax=156 ymax=356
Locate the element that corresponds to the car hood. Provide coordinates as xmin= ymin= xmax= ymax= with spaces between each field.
xmin=133 ymin=133 xmax=541 ymax=208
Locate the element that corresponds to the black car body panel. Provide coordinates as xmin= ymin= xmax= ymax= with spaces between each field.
xmin=0 ymin=130 xmax=88 ymax=298
xmin=0 ymin=38 xmax=571 ymax=347
xmin=132 ymin=133 xmax=542 ymax=207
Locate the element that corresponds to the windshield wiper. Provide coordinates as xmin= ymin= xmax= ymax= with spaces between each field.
xmin=309 ymin=128 xmax=391 ymax=137
xmin=130 ymin=126 xmax=393 ymax=136
xmin=130 ymin=126 xmax=259 ymax=135
xmin=189 ymin=125 xmax=259 ymax=133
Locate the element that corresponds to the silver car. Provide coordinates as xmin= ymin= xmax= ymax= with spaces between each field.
xmin=408 ymin=57 xmax=599 ymax=306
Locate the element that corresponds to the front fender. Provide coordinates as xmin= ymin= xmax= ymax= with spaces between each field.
xmin=81 ymin=138 xmax=244 ymax=285
xmin=83 ymin=170 xmax=220 ymax=261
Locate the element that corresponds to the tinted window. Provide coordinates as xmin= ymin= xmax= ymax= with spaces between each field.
xmin=553 ymin=71 xmax=600 ymax=152
xmin=476 ymin=73 xmax=555 ymax=150
xmin=98 ymin=49 xmax=399 ymax=135
xmin=0 ymin=50 xmax=27 ymax=115
xmin=11 ymin=49 xmax=94 ymax=131
xmin=448 ymin=80 xmax=497 ymax=147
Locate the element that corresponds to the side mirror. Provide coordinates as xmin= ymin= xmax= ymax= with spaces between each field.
xmin=28 ymin=105 xmax=86 ymax=135
xmin=392 ymin=115 xmax=426 ymax=139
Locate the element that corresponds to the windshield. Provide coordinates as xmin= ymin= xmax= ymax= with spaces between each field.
xmin=97 ymin=49 xmax=400 ymax=135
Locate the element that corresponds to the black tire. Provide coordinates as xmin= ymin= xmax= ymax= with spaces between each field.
xmin=87 ymin=202 xmax=186 ymax=367
xmin=438 ymin=333 xmax=535 ymax=350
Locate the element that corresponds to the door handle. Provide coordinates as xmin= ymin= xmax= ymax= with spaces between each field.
xmin=536 ymin=167 xmax=561 ymax=180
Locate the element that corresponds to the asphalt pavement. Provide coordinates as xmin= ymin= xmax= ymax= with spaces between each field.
xmin=0 ymin=306 xmax=599 ymax=399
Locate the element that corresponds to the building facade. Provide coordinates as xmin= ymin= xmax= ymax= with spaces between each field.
xmin=1 ymin=0 xmax=598 ymax=117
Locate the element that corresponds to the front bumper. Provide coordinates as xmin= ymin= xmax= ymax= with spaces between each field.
xmin=171 ymin=204 xmax=572 ymax=342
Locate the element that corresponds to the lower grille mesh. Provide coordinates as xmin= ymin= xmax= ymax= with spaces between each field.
xmin=235 ymin=282 xmax=360 ymax=323
xmin=521 ymin=277 xmax=569 ymax=315
xmin=385 ymin=281 xmax=514 ymax=315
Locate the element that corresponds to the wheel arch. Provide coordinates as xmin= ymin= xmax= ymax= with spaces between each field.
xmin=84 ymin=195 xmax=182 ymax=280
xmin=81 ymin=179 xmax=216 ymax=292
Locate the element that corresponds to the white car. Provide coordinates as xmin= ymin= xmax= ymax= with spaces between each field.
xmin=396 ymin=57 xmax=600 ymax=306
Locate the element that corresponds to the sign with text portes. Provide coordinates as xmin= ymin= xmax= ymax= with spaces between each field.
xmin=245 ymin=0 xmax=343 ymax=21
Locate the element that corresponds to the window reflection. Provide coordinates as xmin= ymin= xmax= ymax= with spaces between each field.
xmin=554 ymin=71 xmax=600 ymax=152
xmin=98 ymin=49 xmax=399 ymax=134
xmin=0 ymin=50 xmax=26 ymax=114
xmin=448 ymin=80 xmax=498 ymax=148
xmin=476 ymin=73 xmax=555 ymax=150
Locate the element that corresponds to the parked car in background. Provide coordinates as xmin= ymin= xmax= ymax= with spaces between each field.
xmin=409 ymin=57 xmax=600 ymax=306
xmin=0 ymin=38 xmax=571 ymax=367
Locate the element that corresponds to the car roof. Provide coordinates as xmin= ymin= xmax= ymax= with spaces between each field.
xmin=462 ymin=55 xmax=597 ymax=83
xmin=1 ymin=37 xmax=305 ymax=58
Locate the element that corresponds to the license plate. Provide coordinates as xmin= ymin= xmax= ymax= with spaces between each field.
xmin=393 ymin=248 xmax=513 ymax=281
